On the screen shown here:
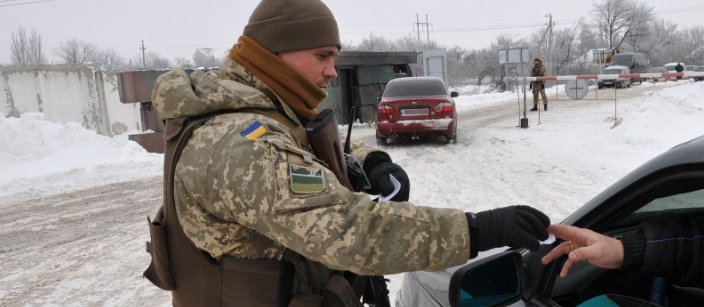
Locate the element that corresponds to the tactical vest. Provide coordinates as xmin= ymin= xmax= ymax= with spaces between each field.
xmin=143 ymin=111 xmax=368 ymax=307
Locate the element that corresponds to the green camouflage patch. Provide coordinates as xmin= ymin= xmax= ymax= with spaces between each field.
xmin=290 ymin=164 xmax=325 ymax=194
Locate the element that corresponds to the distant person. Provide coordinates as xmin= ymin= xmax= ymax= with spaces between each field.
xmin=530 ymin=58 xmax=548 ymax=111
xmin=675 ymin=62 xmax=684 ymax=80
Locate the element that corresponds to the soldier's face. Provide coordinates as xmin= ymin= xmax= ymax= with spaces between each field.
xmin=279 ymin=46 xmax=339 ymax=89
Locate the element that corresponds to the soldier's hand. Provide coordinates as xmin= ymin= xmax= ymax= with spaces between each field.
xmin=470 ymin=205 xmax=550 ymax=253
xmin=367 ymin=162 xmax=410 ymax=202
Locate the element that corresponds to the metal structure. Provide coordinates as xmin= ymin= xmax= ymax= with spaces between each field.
xmin=499 ymin=48 xmax=530 ymax=128
xmin=323 ymin=51 xmax=417 ymax=125
xmin=117 ymin=51 xmax=417 ymax=153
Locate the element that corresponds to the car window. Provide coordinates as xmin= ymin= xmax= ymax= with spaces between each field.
xmin=383 ymin=80 xmax=447 ymax=97
xmin=604 ymin=69 xmax=622 ymax=74
xmin=633 ymin=188 xmax=704 ymax=214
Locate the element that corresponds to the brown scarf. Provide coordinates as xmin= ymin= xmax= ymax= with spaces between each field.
xmin=229 ymin=35 xmax=326 ymax=121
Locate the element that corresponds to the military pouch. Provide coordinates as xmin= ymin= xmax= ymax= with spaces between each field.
xmin=143 ymin=207 xmax=175 ymax=290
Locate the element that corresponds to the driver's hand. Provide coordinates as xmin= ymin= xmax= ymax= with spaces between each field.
xmin=541 ymin=224 xmax=625 ymax=278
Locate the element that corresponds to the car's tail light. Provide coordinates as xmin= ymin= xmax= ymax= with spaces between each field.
xmin=435 ymin=101 xmax=454 ymax=113
xmin=378 ymin=104 xmax=394 ymax=115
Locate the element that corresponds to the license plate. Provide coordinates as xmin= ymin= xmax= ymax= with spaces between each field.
xmin=401 ymin=108 xmax=429 ymax=116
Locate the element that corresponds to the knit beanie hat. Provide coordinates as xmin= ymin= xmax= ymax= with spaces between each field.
xmin=244 ymin=0 xmax=341 ymax=53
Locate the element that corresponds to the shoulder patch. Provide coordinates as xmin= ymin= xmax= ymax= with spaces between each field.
xmin=289 ymin=164 xmax=325 ymax=194
xmin=240 ymin=120 xmax=267 ymax=140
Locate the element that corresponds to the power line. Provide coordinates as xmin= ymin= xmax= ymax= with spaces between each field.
xmin=0 ymin=0 xmax=58 ymax=7
xmin=654 ymin=5 xmax=704 ymax=15
xmin=435 ymin=23 xmax=546 ymax=33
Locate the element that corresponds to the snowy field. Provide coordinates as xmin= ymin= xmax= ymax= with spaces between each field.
xmin=1 ymin=80 xmax=703 ymax=306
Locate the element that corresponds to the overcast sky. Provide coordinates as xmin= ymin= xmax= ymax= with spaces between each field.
xmin=1 ymin=0 xmax=703 ymax=65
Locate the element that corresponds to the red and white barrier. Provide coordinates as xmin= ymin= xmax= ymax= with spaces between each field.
xmin=524 ymin=71 xmax=704 ymax=81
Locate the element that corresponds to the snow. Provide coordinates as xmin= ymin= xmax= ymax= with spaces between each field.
xmin=0 ymin=113 xmax=163 ymax=204
xmin=1 ymin=80 xmax=703 ymax=306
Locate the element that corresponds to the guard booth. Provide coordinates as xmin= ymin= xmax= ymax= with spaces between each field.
xmin=324 ymin=51 xmax=417 ymax=125
xmin=117 ymin=51 xmax=416 ymax=153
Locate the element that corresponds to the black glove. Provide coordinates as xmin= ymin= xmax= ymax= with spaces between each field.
xmin=366 ymin=162 xmax=410 ymax=202
xmin=467 ymin=205 xmax=549 ymax=256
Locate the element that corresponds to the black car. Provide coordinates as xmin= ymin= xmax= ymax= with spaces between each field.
xmin=399 ymin=135 xmax=704 ymax=306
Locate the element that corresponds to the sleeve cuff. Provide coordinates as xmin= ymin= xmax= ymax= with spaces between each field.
xmin=619 ymin=231 xmax=646 ymax=270
xmin=362 ymin=152 xmax=392 ymax=174
xmin=465 ymin=212 xmax=479 ymax=259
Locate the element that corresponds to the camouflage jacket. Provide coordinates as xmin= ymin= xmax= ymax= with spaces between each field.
xmin=151 ymin=58 xmax=470 ymax=284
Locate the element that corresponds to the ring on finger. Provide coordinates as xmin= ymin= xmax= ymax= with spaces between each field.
xmin=568 ymin=241 xmax=574 ymax=251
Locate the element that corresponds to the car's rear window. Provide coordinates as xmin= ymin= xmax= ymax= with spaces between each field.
xmin=383 ymin=79 xmax=447 ymax=98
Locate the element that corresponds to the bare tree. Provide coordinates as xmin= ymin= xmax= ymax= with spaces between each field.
xmin=192 ymin=48 xmax=220 ymax=67
xmin=640 ymin=18 xmax=678 ymax=66
xmin=592 ymin=0 xmax=654 ymax=51
xmin=577 ymin=20 xmax=602 ymax=57
xmin=54 ymin=39 xmax=97 ymax=65
xmin=174 ymin=57 xmax=193 ymax=68
xmin=447 ymin=46 xmax=470 ymax=86
xmin=90 ymin=48 xmax=126 ymax=71
xmin=552 ymin=25 xmax=580 ymax=75
xmin=465 ymin=48 xmax=499 ymax=88
xmin=347 ymin=33 xmax=393 ymax=52
xmin=10 ymin=26 xmax=45 ymax=65
xmin=143 ymin=51 xmax=171 ymax=69
xmin=682 ymin=26 xmax=704 ymax=65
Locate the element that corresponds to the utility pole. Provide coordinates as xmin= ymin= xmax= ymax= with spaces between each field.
xmin=547 ymin=13 xmax=554 ymax=76
xmin=415 ymin=14 xmax=431 ymax=50
xmin=425 ymin=14 xmax=431 ymax=46
xmin=140 ymin=40 xmax=146 ymax=70
xmin=416 ymin=14 xmax=421 ymax=51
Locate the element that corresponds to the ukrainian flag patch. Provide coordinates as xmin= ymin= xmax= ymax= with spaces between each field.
xmin=240 ymin=121 xmax=267 ymax=140
xmin=290 ymin=164 xmax=325 ymax=194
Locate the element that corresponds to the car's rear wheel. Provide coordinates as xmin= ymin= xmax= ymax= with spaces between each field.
xmin=376 ymin=137 xmax=387 ymax=146
xmin=446 ymin=127 xmax=457 ymax=144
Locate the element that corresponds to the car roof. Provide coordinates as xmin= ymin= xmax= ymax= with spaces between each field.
xmin=664 ymin=62 xmax=685 ymax=66
xmin=388 ymin=76 xmax=444 ymax=84
xmin=604 ymin=65 xmax=629 ymax=70
xmin=563 ymin=135 xmax=704 ymax=224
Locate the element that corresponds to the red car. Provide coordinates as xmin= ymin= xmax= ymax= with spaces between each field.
xmin=375 ymin=77 xmax=459 ymax=145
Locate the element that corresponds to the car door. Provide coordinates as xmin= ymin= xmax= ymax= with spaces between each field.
xmin=525 ymin=166 xmax=704 ymax=306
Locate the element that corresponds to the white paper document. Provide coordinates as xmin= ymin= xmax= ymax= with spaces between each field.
xmin=378 ymin=174 xmax=401 ymax=202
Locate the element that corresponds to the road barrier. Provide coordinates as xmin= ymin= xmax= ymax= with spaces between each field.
xmin=517 ymin=71 xmax=704 ymax=129
xmin=524 ymin=71 xmax=704 ymax=81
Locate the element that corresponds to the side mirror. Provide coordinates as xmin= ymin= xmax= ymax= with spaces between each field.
xmin=450 ymin=91 xmax=459 ymax=98
xmin=449 ymin=251 xmax=523 ymax=307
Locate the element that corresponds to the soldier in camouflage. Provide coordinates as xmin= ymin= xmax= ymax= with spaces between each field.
xmin=530 ymin=57 xmax=549 ymax=111
xmin=151 ymin=0 xmax=550 ymax=305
